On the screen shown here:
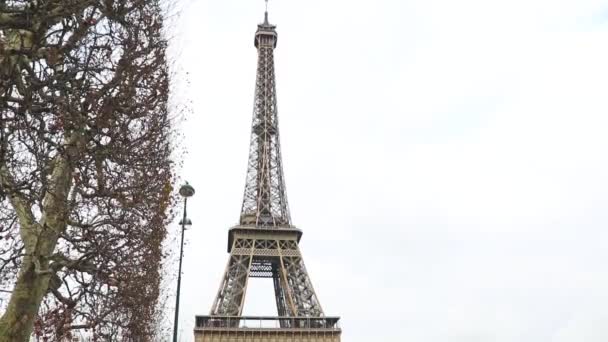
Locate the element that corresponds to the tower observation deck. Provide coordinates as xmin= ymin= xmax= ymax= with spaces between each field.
xmin=194 ymin=6 xmax=341 ymax=342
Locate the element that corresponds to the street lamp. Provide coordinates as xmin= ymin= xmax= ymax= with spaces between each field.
xmin=173 ymin=182 xmax=195 ymax=342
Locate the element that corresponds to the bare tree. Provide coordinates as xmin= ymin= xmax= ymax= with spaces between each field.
xmin=0 ymin=1 xmax=176 ymax=340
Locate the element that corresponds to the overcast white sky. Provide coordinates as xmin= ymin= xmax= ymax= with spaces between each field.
xmin=167 ymin=0 xmax=608 ymax=341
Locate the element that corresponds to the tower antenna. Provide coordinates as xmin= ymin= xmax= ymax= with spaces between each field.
xmin=263 ymin=0 xmax=270 ymax=24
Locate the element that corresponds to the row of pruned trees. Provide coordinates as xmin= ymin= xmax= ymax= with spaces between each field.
xmin=0 ymin=1 xmax=178 ymax=341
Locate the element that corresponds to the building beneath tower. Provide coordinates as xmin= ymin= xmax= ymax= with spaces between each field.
xmin=193 ymin=8 xmax=341 ymax=342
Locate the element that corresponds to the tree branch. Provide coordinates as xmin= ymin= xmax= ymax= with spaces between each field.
xmin=0 ymin=164 xmax=39 ymax=252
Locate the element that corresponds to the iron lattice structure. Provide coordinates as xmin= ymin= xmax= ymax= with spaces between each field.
xmin=206 ymin=12 xmax=335 ymax=328
xmin=240 ymin=12 xmax=290 ymax=228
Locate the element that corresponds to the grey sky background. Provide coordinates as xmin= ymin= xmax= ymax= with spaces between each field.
xmin=167 ymin=0 xmax=608 ymax=341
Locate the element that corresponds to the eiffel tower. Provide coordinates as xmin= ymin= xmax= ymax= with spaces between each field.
xmin=194 ymin=5 xmax=341 ymax=342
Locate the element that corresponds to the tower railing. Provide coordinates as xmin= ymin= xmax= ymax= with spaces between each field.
xmin=195 ymin=316 xmax=341 ymax=331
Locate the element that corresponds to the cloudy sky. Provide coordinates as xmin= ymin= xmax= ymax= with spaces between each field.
xmin=167 ymin=0 xmax=608 ymax=341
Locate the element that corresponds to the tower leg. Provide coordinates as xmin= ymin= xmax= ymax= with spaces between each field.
xmin=281 ymin=254 xmax=324 ymax=319
xmin=211 ymin=252 xmax=253 ymax=319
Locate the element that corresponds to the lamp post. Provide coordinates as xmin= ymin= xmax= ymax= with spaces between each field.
xmin=173 ymin=182 xmax=195 ymax=342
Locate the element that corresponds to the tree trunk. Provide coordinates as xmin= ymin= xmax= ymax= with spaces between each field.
xmin=0 ymin=148 xmax=74 ymax=340
xmin=0 ymin=257 xmax=52 ymax=341
xmin=0 ymin=27 xmax=49 ymax=341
